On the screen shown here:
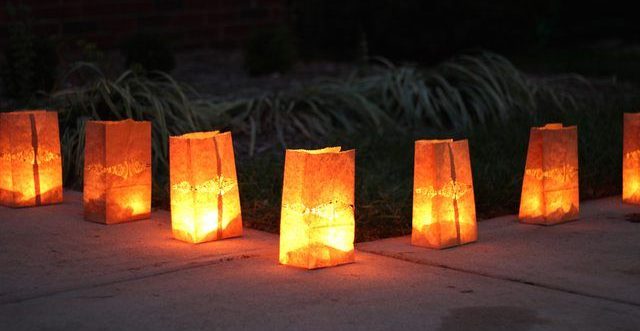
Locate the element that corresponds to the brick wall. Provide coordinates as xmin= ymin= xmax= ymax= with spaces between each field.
xmin=0 ymin=0 xmax=286 ymax=49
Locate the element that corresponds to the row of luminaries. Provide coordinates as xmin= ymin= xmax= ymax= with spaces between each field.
xmin=2 ymin=111 xmax=640 ymax=269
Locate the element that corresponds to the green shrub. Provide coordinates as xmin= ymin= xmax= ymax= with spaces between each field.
xmin=1 ymin=2 xmax=58 ymax=102
xmin=120 ymin=32 xmax=176 ymax=73
xmin=227 ymin=52 xmax=574 ymax=154
xmin=50 ymin=63 xmax=228 ymax=197
xmin=49 ymin=52 xmax=639 ymax=241
xmin=244 ymin=26 xmax=297 ymax=76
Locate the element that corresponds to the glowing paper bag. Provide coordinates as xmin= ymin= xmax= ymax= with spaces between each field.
xmin=279 ymin=147 xmax=356 ymax=269
xmin=519 ymin=123 xmax=579 ymax=225
xmin=0 ymin=110 xmax=63 ymax=207
xmin=412 ymin=139 xmax=477 ymax=249
xmin=83 ymin=120 xmax=152 ymax=224
xmin=623 ymin=113 xmax=640 ymax=204
xmin=169 ymin=131 xmax=242 ymax=243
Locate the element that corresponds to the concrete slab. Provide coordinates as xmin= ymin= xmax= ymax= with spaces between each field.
xmin=2 ymin=246 xmax=640 ymax=330
xmin=1 ymin=191 xmax=639 ymax=330
xmin=0 ymin=191 xmax=274 ymax=304
xmin=357 ymin=196 xmax=640 ymax=306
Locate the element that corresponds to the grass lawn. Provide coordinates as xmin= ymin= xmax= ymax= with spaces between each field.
xmin=239 ymin=82 xmax=638 ymax=241
xmin=18 ymin=51 xmax=640 ymax=242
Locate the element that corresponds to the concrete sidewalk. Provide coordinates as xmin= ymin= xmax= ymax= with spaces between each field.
xmin=1 ymin=191 xmax=639 ymax=330
xmin=357 ymin=197 xmax=640 ymax=306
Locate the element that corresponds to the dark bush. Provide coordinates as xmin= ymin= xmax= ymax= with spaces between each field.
xmin=290 ymin=0 xmax=640 ymax=63
xmin=120 ymin=32 xmax=176 ymax=73
xmin=244 ymin=26 xmax=297 ymax=76
xmin=1 ymin=2 xmax=58 ymax=101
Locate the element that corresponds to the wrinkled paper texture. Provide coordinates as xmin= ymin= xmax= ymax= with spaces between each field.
xmin=623 ymin=113 xmax=640 ymax=204
xmin=83 ymin=120 xmax=152 ymax=224
xmin=280 ymin=147 xmax=356 ymax=269
xmin=170 ymin=131 xmax=242 ymax=243
xmin=412 ymin=139 xmax=477 ymax=249
xmin=0 ymin=110 xmax=63 ymax=207
xmin=519 ymin=123 xmax=579 ymax=225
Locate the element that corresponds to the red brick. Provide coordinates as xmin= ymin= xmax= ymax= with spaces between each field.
xmin=0 ymin=0 xmax=284 ymax=49
xmin=100 ymin=17 xmax=138 ymax=34
xmin=183 ymin=0 xmax=219 ymax=10
xmin=33 ymin=22 xmax=62 ymax=36
xmin=167 ymin=13 xmax=206 ymax=27
xmin=32 ymin=5 xmax=84 ymax=20
xmin=82 ymin=3 xmax=152 ymax=17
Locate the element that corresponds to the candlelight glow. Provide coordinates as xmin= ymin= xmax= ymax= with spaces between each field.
xmin=412 ymin=139 xmax=477 ymax=249
xmin=519 ymin=123 xmax=579 ymax=225
xmin=0 ymin=111 xmax=63 ymax=207
xmin=83 ymin=120 xmax=152 ymax=224
xmin=279 ymin=147 xmax=355 ymax=269
xmin=169 ymin=131 xmax=242 ymax=244
xmin=623 ymin=113 xmax=640 ymax=204
xmin=121 ymin=192 xmax=148 ymax=216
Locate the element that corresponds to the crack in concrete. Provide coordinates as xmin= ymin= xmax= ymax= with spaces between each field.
xmin=358 ymin=249 xmax=640 ymax=309
xmin=0 ymin=253 xmax=258 ymax=305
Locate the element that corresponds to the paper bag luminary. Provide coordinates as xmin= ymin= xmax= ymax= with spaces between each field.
xmin=412 ymin=139 xmax=477 ymax=249
xmin=169 ymin=131 xmax=242 ymax=244
xmin=279 ymin=147 xmax=356 ymax=269
xmin=519 ymin=123 xmax=579 ymax=225
xmin=83 ymin=120 xmax=152 ymax=224
xmin=0 ymin=110 xmax=63 ymax=207
xmin=623 ymin=113 xmax=640 ymax=204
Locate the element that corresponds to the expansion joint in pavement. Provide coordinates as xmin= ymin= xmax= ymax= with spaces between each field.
xmin=1 ymin=253 xmax=258 ymax=306
xmin=359 ymin=249 xmax=640 ymax=309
